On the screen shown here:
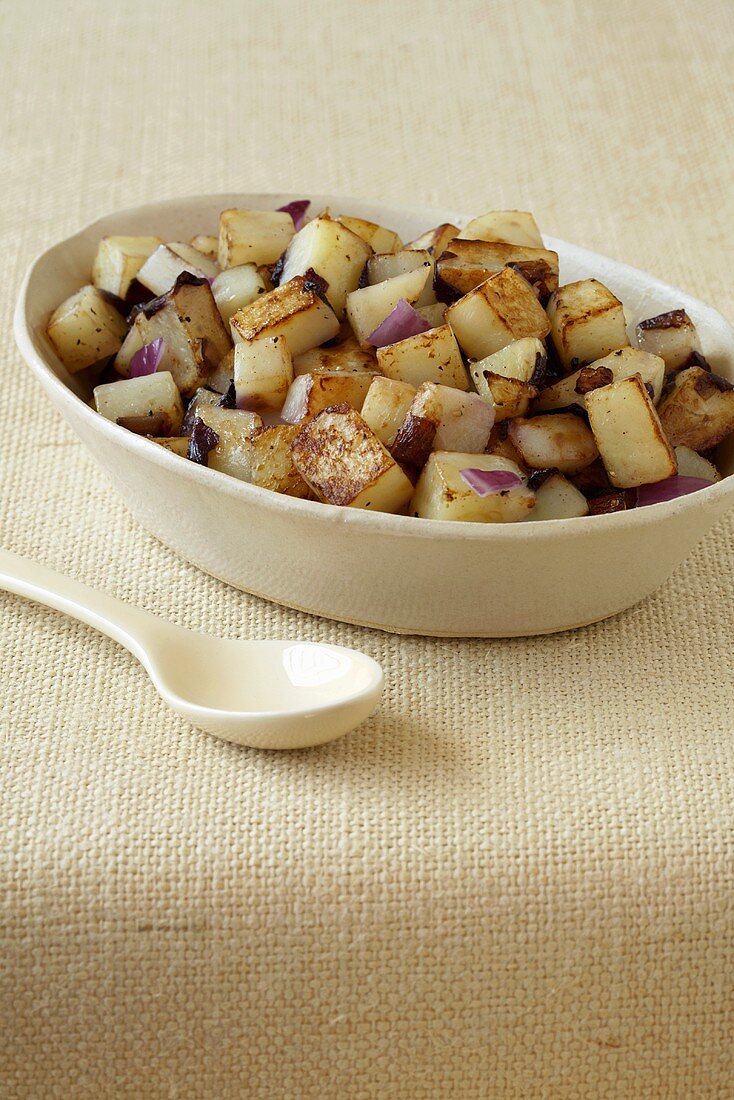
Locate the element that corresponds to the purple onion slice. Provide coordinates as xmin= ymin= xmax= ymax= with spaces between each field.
xmin=277 ymin=200 xmax=310 ymax=230
xmin=367 ymin=299 xmax=432 ymax=348
xmin=129 ymin=338 xmax=165 ymax=378
xmin=637 ymin=475 xmax=714 ymax=506
xmin=459 ymin=468 xmax=524 ymax=496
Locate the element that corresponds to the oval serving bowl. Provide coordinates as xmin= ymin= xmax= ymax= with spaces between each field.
xmin=14 ymin=193 xmax=734 ymax=637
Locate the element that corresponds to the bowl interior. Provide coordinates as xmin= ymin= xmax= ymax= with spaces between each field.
xmin=18 ymin=192 xmax=734 ymax=481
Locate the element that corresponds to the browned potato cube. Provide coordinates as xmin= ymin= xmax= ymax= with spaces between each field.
xmin=360 ymin=377 xmax=416 ymax=446
xmin=457 ymin=210 xmax=543 ymax=247
xmin=293 ymin=335 xmax=378 ymax=376
xmin=533 ymin=347 xmax=665 ymax=413
xmin=132 ymin=274 xmax=232 ymax=396
xmin=367 ymin=248 xmax=436 ymax=306
xmin=527 ymin=472 xmax=589 ymax=520
xmin=635 ymin=309 xmax=702 ymax=374
xmin=234 ymin=335 xmax=294 ymax=412
xmin=410 ymin=452 xmax=535 ymax=522
xmin=547 ymin=279 xmax=629 ymax=371
xmin=445 ymin=267 xmax=550 ymax=360
xmin=585 ymin=375 xmax=677 ymax=488
xmin=218 ymin=209 xmax=295 ymax=268
xmin=281 ymin=370 xmax=374 ymax=423
xmin=345 ymin=265 xmax=432 ymax=348
xmin=291 ymin=404 xmax=413 ymax=512
xmin=94 ymin=372 xmax=184 ymax=436
xmin=405 ymin=223 xmax=459 ymax=255
xmin=279 ymin=215 xmax=372 ymax=317
xmin=336 ymin=215 xmax=402 ymax=254
xmin=392 ymin=382 xmax=495 ymax=468
xmin=91 ymin=235 xmax=163 ymax=299
xmin=657 ymin=365 xmax=734 ymax=449
xmin=508 ymin=413 xmax=599 ymax=474
xmin=230 ymin=276 xmax=339 ymax=355
xmin=470 ymin=337 xmax=547 ymax=390
xmin=136 ymin=243 xmax=217 ymax=296
xmin=377 ymin=324 xmax=469 ymax=390
xmin=436 ymin=239 xmax=558 ymax=301
xmin=478 ymin=374 xmax=536 ymax=421
xmin=189 ymin=235 xmax=219 ymax=260
xmin=47 ymin=285 xmax=128 ymax=373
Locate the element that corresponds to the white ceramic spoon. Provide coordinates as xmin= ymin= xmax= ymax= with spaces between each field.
xmin=0 ymin=548 xmax=383 ymax=749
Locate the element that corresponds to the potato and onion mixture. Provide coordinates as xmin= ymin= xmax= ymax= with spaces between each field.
xmin=47 ymin=201 xmax=733 ymax=522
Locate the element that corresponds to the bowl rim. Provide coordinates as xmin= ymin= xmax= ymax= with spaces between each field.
xmin=13 ymin=190 xmax=734 ymax=544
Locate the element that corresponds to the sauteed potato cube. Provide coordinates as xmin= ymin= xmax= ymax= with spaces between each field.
xmin=446 ymin=267 xmax=550 ymax=360
xmin=547 ymin=279 xmax=629 ymax=371
xmin=657 ymin=365 xmax=734 ymax=450
xmin=230 ymin=276 xmax=340 ymax=355
xmin=280 ymin=215 xmax=372 ymax=317
xmin=47 ymin=285 xmax=128 ymax=373
xmin=218 ymin=209 xmax=295 ymax=268
xmin=94 ymin=371 xmax=184 ymax=436
xmin=585 ymin=375 xmax=676 ymax=487
xmin=291 ymin=404 xmax=413 ymax=512
xmin=411 ymin=453 xmax=535 ymax=522
xmin=91 ymin=235 xmax=162 ymax=299
xmin=377 ymin=324 xmax=469 ymax=390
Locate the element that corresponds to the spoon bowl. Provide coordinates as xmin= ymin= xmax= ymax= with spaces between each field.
xmin=0 ymin=548 xmax=383 ymax=750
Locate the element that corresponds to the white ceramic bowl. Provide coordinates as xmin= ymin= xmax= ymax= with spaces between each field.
xmin=14 ymin=193 xmax=734 ymax=636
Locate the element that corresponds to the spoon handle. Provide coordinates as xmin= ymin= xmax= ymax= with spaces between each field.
xmin=0 ymin=547 xmax=158 ymax=661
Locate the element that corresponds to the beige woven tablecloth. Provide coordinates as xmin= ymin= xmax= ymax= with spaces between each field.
xmin=2 ymin=2 xmax=733 ymax=1096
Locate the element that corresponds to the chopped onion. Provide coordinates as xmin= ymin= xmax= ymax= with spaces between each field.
xmin=637 ymin=475 xmax=714 ymax=507
xmin=368 ymin=299 xmax=432 ymax=347
xmin=277 ymin=199 xmax=310 ymax=230
xmin=187 ymin=416 xmax=219 ymax=465
xmin=129 ymin=338 xmax=165 ymax=378
xmin=460 ymin=468 xmax=524 ymax=496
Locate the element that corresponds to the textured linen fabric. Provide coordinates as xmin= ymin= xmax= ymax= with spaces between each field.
xmin=1 ymin=1 xmax=733 ymax=1096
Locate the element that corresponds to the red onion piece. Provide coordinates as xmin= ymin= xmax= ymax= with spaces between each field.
xmin=277 ymin=199 xmax=310 ymax=230
xmin=367 ymin=299 xmax=432 ymax=347
xmin=637 ymin=475 xmax=714 ymax=507
xmin=460 ymin=468 xmax=524 ymax=496
xmin=187 ymin=416 xmax=219 ymax=465
xmin=129 ymin=337 xmax=165 ymax=378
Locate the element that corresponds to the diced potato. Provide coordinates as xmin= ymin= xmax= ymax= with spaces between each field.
xmin=416 ymin=302 xmax=446 ymax=328
xmin=181 ymin=386 xmax=224 ymax=434
xmin=436 ymin=239 xmax=558 ymax=300
xmin=204 ymin=349 xmax=234 ymax=394
xmin=657 ymin=365 xmax=734 ymax=449
xmin=636 ymin=309 xmax=702 ymax=374
xmin=547 ymin=279 xmax=629 ymax=371
xmin=189 ymin=235 xmax=219 ymax=260
xmin=508 ymin=413 xmax=599 ymax=474
xmin=136 ymin=244 xmax=213 ymax=296
xmin=674 ymin=445 xmax=720 ymax=482
xmin=218 ymin=209 xmax=295 ymax=269
xmin=192 ymin=402 xmax=264 ymax=479
xmin=485 ymin=423 xmax=528 ymax=468
xmin=47 ymin=285 xmax=128 ymax=373
xmin=367 ymin=249 xmax=436 ymax=306
xmin=281 ymin=370 xmax=374 ymax=423
xmin=445 ymin=267 xmax=550 ymax=360
xmin=293 ymin=335 xmax=379 ymax=376
xmin=457 ymin=211 xmax=543 ymax=248
xmin=345 ymin=265 xmax=431 ymax=349
xmin=94 ymin=371 xmax=184 ymax=435
xmin=533 ymin=346 xmax=666 ymax=412
xmin=477 ymin=374 xmax=536 ymax=421
xmin=114 ymin=325 xmax=146 ymax=377
xmin=233 ymin=335 xmax=294 ymax=412
xmin=336 ymin=215 xmax=402 ymax=254
xmin=153 ymin=436 xmax=190 ymax=457
xmin=211 ymin=263 xmax=267 ymax=324
xmin=279 ymin=215 xmax=373 ymax=318
xmin=91 ymin=235 xmax=163 ymax=299
xmin=230 ymin=275 xmax=340 ymax=355
xmin=585 ymin=375 xmax=677 ymax=488
xmin=526 ymin=472 xmax=589 ymax=520
xmin=131 ymin=274 xmax=232 ymax=396
xmin=410 ymin=452 xmax=535 ymax=522
xmin=392 ymin=382 xmax=494 ymax=468
xmin=360 ymin=377 xmax=416 ymax=446
xmin=245 ymin=424 xmax=312 ymax=497
xmin=469 ymin=337 xmax=547 ymax=389
xmin=377 ymin=324 xmax=469 ymax=390
xmin=167 ymin=242 xmax=219 ymax=280
xmin=405 ymin=223 xmax=459 ymax=255
xmin=291 ymin=404 xmax=414 ymax=512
